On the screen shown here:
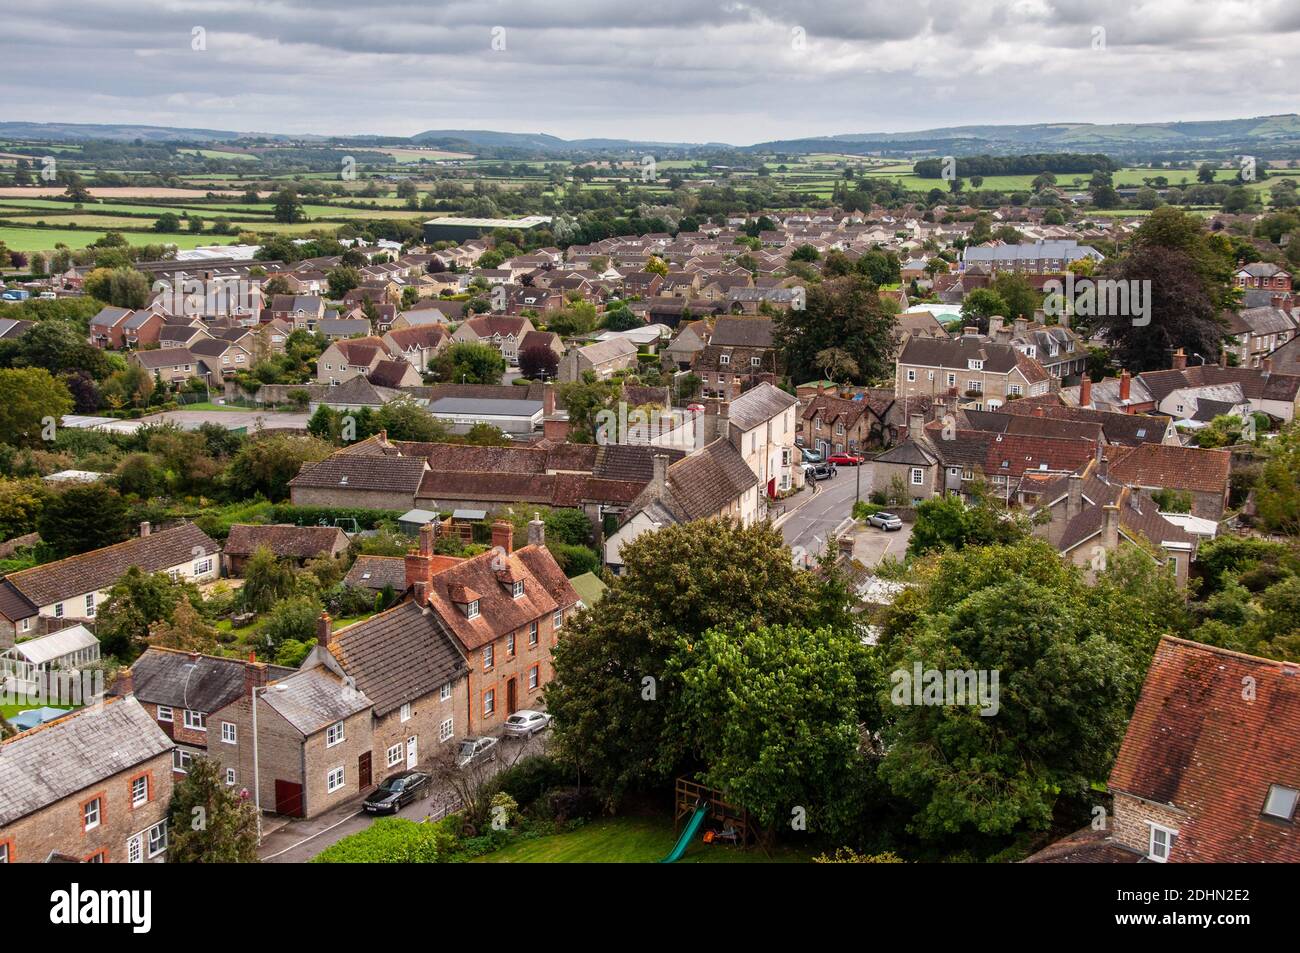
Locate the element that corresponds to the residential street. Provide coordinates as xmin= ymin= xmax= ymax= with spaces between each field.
xmin=779 ymin=465 xmax=869 ymax=564
xmin=259 ymin=731 xmax=549 ymax=863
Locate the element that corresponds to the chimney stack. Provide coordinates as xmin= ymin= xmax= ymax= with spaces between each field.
xmin=1080 ymin=375 xmax=1092 ymax=408
xmin=116 ymin=666 xmax=134 ymax=696
xmin=652 ymin=454 xmax=669 ymax=491
xmin=528 ymin=512 xmax=546 ymax=548
xmin=491 ymin=519 xmax=514 ymax=555
xmin=543 ymin=383 xmax=556 ymax=417
xmin=139 ymin=521 xmax=151 ymax=538
xmin=1099 ymin=455 xmax=1109 ymax=480
xmin=244 ymin=660 xmax=267 ymax=700
xmin=316 ymin=612 xmax=333 ymax=649
xmin=413 ymin=580 xmax=428 ymax=607
xmin=1262 ymin=357 xmax=1273 ymax=373
xmin=1118 ymin=370 xmax=1131 ymax=403
xmin=988 ymin=316 xmax=1004 ymax=337
xmin=1102 ymin=503 xmax=1120 ymax=552
xmin=1067 ymin=473 xmax=1083 ymax=521
xmin=908 ymin=413 xmax=926 ymax=442
xmin=1172 ymin=348 xmax=1187 ymax=371
xmin=419 ymin=521 xmax=435 ymax=558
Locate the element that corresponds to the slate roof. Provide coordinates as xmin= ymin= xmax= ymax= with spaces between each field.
xmin=1000 ymin=399 xmax=1171 ymax=446
xmin=126 ymin=647 xmax=295 ymax=712
xmin=708 ymin=316 xmax=774 ymax=348
xmin=260 ymin=666 xmax=371 ymax=736
xmin=2 ymin=523 xmax=217 ymax=609
xmin=368 ymin=359 xmax=416 ymax=389
xmin=225 ymin=524 xmax=349 ymax=559
xmin=289 ymin=453 xmax=427 ymax=493
xmin=0 ymin=696 xmax=173 ymax=827
xmin=132 ymin=347 xmax=197 ymax=369
xmin=1055 ymin=485 xmax=1198 ymax=554
xmin=728 ymin=381 xmax=799 ymax=431
xmin=328 ymin=601 xmax=467 ymax=716
xmin=1107 ymin=637 xmax=1300 ymax=863
xmin=592 ymin=444 xmax=686 ymax=482
xmin=646 ymin=438 xmax=759 ymax=522
xmin=897 ymin=335 xmax=1026 ymax=374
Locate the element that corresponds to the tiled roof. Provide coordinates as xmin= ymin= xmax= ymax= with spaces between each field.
xmin=1107 ymin=637 xmax=1300 ymax=863
xmin=1000 ymin=400 xmax=1171 ymax=446
xmin=728 ymin=382 xmax=798 ymax=431
xmin=344 ymin=555 xmax=409 ymax=592
xmin=225 ymin=524 xmax=349 ymax=559
xmin=0 ymin=697 xmax=173 ymax=827
xmin=897 ymin=335 xmax=1023 ymax=374
xmin=3 ymin=523 xmax=217 ymax=609
xmin=658 ymin=438 xmax=758 ymax=521
xmin=330 ymin=601 xmax=467 ymax=716
xmin=132 ymin=347 xmax=196 ymax=369
xmin=592 ymin=444 xmax=686 ymax=482
xmin=1106 ymin=443 xmax=1231 ymax=496
xmin=289 ymin=454 xmax=427 ymax=493
xmin=126 ymin=647 xmax=295 ymax=712
xmin=708 ymin=316 xmax=774 ymax=348
xmin=424 ymin=545 xmax=578 ymax=652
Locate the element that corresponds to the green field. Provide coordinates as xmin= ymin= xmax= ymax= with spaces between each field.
xmin=471 ymin=816 xmax=813 ymax=864
xmin=0 ymin=226 xmax=226 ymax=252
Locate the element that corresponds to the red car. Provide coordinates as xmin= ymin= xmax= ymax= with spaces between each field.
xmin=826 ymin=453 xmax=865 ymax=466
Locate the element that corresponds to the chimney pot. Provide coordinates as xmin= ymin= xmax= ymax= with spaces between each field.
xmin=1080 ymin=375 xmax=1092 ymax=408
xmin=527 ymin=512 xmax=546 ymax=548
xmin=116 ymin=667 xmax=134 ymax=696
xmin=1119 ymin=370 xmax=1131 ymax=403
xmin=139 ymin=521 xmax=151 ymax=538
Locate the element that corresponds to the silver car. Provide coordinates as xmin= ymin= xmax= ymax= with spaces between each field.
xmin=456 ymin=736 xmax=499 ymax=768
xmin=504 ymin=710 xmax=552 ymax=738
xmin=868 ymin=511 xmax=904 ymax=531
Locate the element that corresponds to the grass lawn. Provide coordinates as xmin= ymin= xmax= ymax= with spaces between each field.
xmin=183 ymin=401 xmax=250 ymax=412
xmin=472 ymin=816 xmax=813 ymax=864
xmin=0 ymin=226 xmax=220 ymax=252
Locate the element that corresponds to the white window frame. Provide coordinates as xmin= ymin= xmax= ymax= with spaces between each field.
xmin=54 ymin=602 xmax=64 ymax=619
xmin=553 ymin=609 xmax=563 ymax=631
xmin=85 ymin=593 xmax=96 ymax=617
xmin=126 ymin=835 xmax=142 ymax=864
xmin=466 ymin=600 xmax=480 ymax=620
xmin=1147 ymin=823 xmax=1178 ymax=863
xmin=147 ymin=820 xmax=168 ymax=858
xmin=483 ymin=644 xmax=494 ymax=670
xmin=483 ymin=689 xmax=495 ymax=716
xmin=326 ymin=767 xmax=345 ymax=793
xmin=84 ymin=797 xmax=101 ymax=831
xmin=400 ymin=703 xmax=411 ymax=723
xmin=221 ymin=721 xmax=237 ymax=744
xmin=194 ymin=557 xmax=213 ymax=576
xmin=326 ymin=721 xmax=345 ymax=747
xmin=906 ymin=369 xmax=916 ymax=382
xmin=507 ymin=633 xmax=516 ymax=657
xmin=173 ymin=749 xmax=193 ymax=773
xmin=439 ymin=717 xmax=454 ymax=742
xmin=225 ymin=768 xmax=236 ymax=786
xmin=440 ymin=681 xmax=452 ymax=701
xmin=528 ymin=621 xmax=539 ymax=646
xmin=386 ymin=743 xmax=404 ymax=767
xmin=910 ymin=467 xmax=924 ymax=486
xmin=183 ymin=709 xmax=206 ymax=732
xmin=512 ymin=579 xmax=524 ymax=599
xmin=157 ymin=706 xmax=174 ymax=723
xmin=528 ymin=665 xmax=539 ymax=690
xmin=131 ymin=775 xmax=148 ymax=807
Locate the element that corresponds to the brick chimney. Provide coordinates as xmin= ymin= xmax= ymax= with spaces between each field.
xmin=1098 ymin=455 xmax=1109 ymax=480
xmin=1172 ymin=348 xmax=1187 ymax=371
xmin=1080 ymin=375 xmax=1092 ymax=408
xmin=139 ymin=521 xmax=151 ymax=538
xmin=1102 ymin=503 xmax=1120 ymax=552
xmin=316 ymin=612 xmax=333 ymax=649
xmin=1118 ymin=370 xmax=1131 ymax=403
xmin=543 ymin=383 xmax=556 ymax=417
xmin=527 ymin=512 xmax=546 ymax=548
xmin=1262 ymin=357 xmax=1273 ymax=373
xmin=116 ymin=666 xmax=134 ymax=696
xmin=1033 ymin=405 xmax=1044 ymax=417
xmin=491 ymin=519 xmax=514 ymax=554
xmin=413 ymin=580 xmax=428 ymax=607
xmin=244 ymin=660 xmax=267 ymax=700
xmin=419 ymin=521 xmax=435 ymax=557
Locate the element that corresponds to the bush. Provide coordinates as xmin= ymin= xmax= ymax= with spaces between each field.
xmin=489 ymin=755 xmax=571 ymax=811
xmin=852 ymin=501 xmax=884 ymax=520
xmin=313 ymin=817 xmax=455 ymax=863
xmin=266 ymin=504 xmax=404 ymax=530
xmin=546 ymin=787 xmax=600 ymax=824
xmin=550 ymin=542 xmax=599 ymax=577
xmin=259 ymin=596 xmax=321 ymax=653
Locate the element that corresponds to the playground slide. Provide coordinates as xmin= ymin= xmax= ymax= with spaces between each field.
xmin=660 ymin=801 xmax=709 ymax=863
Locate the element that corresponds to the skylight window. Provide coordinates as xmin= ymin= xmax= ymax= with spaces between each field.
xmin=1263 ymin=784 xmax=1299 ymax=821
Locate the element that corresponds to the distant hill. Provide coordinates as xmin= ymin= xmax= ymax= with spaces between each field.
xmin=3 ymin=115 xmax=1298 ymax=159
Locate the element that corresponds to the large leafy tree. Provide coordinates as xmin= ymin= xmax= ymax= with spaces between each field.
xmin=96 ymin=568 xmax=198 ymax=660
xmin=0 ymin=367 xmax=73 ymax=447
xmin=167 ymin=757 xmax=260 ymax=863
xmin=545 ymin=519 xmax=855 ymax=803
xmin=36 ymin=483 xmax=131 ymax=558
xmin=877 ymin=539 xmax=1177 ymax=848
xmin=223 ymin=433 xmax=332 ymax=501
xmin=775 ymin=275 xmax=897 ymax=385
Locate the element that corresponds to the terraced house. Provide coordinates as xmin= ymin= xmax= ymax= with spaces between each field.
xmin=895 ymin=332 xmax=1053 ymax=409
xmin=0 ymin=522 xmax=219 ymax=649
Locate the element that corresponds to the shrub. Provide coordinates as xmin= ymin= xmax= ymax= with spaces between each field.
xmin=550 ymin=542 xmax=599 ymax=577
xmin=313 ymin=817 xmax=455 ymax=863
xmin=489 ymin=755 xmax=571 ymax=810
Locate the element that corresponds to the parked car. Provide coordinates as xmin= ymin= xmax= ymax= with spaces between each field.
xmin=867 ymin=511 xmax=904 ymax=531
xmin=803 ymin=462 xmax=835 ymax=481
xmin=800 ymin=447 xmax=823 ymax=464
xmin=362 ymin=770 xmax=431 ymax=814
xmin=456 ymin=736 xmax=499 ymax=768
xmin=827 ymin=453 xmax=865 ymax=466
xmin=504 ymin=709 xmax=552 ymax=738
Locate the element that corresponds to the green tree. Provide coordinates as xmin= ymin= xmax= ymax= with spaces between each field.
xmin=445 ymin=341 xmax=506 ymax=385
xmin=273 ymin=188 xmax=304 ymax=224
xmin=36 ymin=483 xmax=130 ymax=558
xmin=167 ymin=757 xmax=260 ymax=862
xmin=775 ymin=275 xmax=897 ymax=385
xmin=224 ymin=433 xmax=332 ymax=501
xmin=240 ymin=545 xmax=299 ymax=613
xmin=95 ymin=568 xmax=195 ymax=660
xmin=0 ymin=368 xmax=73 ymax=447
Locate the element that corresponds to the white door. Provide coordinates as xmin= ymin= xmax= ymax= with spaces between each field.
xmin=406 ymin=735 xmax=417 ymax=769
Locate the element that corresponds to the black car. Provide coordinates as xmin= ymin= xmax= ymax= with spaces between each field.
xmin=362 ymin=770 xmax=432 ymax=814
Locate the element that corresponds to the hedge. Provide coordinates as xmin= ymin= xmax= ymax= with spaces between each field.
xmin=312 ymin=817 xmax=456 ymax=863
xmin=266 ymin=504 xmax=406 ymax=530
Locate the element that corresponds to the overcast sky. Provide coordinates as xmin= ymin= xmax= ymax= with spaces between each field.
xmin=4 ymin=0 xmax=1298 ymax=143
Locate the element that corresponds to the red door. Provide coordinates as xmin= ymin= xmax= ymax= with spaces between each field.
xmin=506 ymin=677 xmax=518 ymax=715
xmin=274 ymin=780 xmax=304 ymax=817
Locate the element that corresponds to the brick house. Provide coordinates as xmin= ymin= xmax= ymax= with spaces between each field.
xmin=129 ymin=347 xmax=202 ymax=386
xmin=118 ymin=649 xmax=295 ymax=778
xmin=0 ymin=696 xmax=173 ymax=863
xmin=1104 ymin=442 xmax=1232 ymax=520
xmin=0 ymin=522 xmax=219 ymax=649
xmin=88 ymin=306 xmax=134 ymax=349
xmin=895 ymin=332 xmax=1053 ymax=409
xmin=381 ymin=325 xmax=450 ymax=373
xmin=265 ymin=294 xmax=326 ymax=330
xmin=1027 ymin=637 xmax=1300 ymax=863
xmin=288 ymin=452 xmax=428 ymax=511
xmin=316 ymin=336 xmax=394 ymax=385
xmin=1235 ymin=262 xmax=1292 ymax=292
xmin=406 ymin=517 xmax=579 ymax=736
xmin=222 ymin=524 xmax=349 ymax=576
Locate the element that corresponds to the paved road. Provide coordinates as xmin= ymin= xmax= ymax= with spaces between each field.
xmin=780 ymin=465 xmax=869 ymax=562
xmin=260 ymin=731 xmax=549 ymax=863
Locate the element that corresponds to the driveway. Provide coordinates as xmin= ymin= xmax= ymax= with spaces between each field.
xmin=851 ymin=520 xmax=913 ymax=568
xmin=780 ymin=464 xmax=870 ymax=563
xmin=259 ymin=730 xmax=549 ymax=863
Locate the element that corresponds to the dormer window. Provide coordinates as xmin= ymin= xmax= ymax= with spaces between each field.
xmin=719 ymin=354 xmax=730 ymax=365
xmin=968 ymin=359 xmax=983 ymax=370
xmin=466 ymin=600 xmax=480 ymax=620
xmin=512 ymin=580 xmax=524 ymax=599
